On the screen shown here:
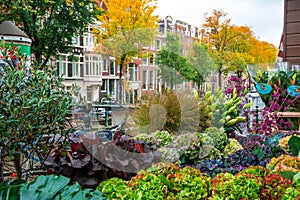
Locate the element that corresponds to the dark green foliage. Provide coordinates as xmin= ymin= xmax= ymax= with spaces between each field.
xmin=288 ymin=135 xmax=300 ymax=156
xmin=0 ymin=0 xmax=99 ymax=66
xmin=0 ymin=175 xmax=107 ymax=200
xmin=0 ymin=51 xmax=73 ymax=178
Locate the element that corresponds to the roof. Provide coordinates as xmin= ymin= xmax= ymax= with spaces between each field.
xmin=0 ymin=20 xmax=29 ymax=38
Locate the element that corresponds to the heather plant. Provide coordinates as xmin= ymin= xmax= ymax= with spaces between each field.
xmin=251 ymin=85 xmax=298 ymax=135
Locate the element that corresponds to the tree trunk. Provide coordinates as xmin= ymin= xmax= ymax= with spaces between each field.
xmin=13 ymin=155 xmax=22 ymax=180
xmin=218 ymin=69 xmax=222 ymax=89
xmin=119 ymin=55 xmax=126 ymax=104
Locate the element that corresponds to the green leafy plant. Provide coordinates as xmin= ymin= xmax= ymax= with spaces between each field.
xmin=172 ymin=132 xmax=202 ymax=164
xmin=98 ymin=163 xmax=211 ymax=200
xmin=166 ymin=167 xmax=211 ymax=199
xmin=0 ymin=46 xmax=73 ymax=179
xmin=223 ymin=138 xmax=243 ymax=157
xmin=266 ymin=155 xmax=300 ymax=173
xmin=288 ymin=135 xmax=300 ymax=157
xmin=135 ymin=130 xmax=174 ymax=147
xmin=97 ymin=177 xmax=133 ymax=200
xmin=204 ymin=127 xmax=228 ymax=151
xmin=293 ymin=173 xmax=300 ymax=189
xmin=211 ymin=172 xmax=263 ymax=199
xmin=281 ymin=187 xmax=300 ymax=200
xmin=210 ymin=88 xmax=250 ymax=137
xmin=239 ymin=165 xmax=271 ymax=178
xmin=0 ymin=175 xmax=107 ymax=200
xmin=260 ymin=174 xmax=294 ymax=200
xmin=154 ymin=130 xmax=173 ymax=146
xmin=159 ymin=147 xmax=180 ymax=164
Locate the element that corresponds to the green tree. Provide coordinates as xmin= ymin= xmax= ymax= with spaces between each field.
xmin=0 ymin=46 xmax=73 ymax=179
xmin=95 ymin=0 xmax=158 ymax=103
xmin=187 ymin=43 xmax=216 ymax=92
xmin=0 ymin=0 xmax=98 ymax=66
xmin=157 ymin=33 xmax=202 ymax=90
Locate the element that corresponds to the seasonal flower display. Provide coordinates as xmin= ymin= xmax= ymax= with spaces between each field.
xmin=252 ymin=70 xmax=300 ymax=132
xmin=266 ymin=155 xmax=300 ymax=173
xmin=96 ymin=162 xmax=300 ymax=199
xmin=223 ymin=138 xmax=243 ymax=157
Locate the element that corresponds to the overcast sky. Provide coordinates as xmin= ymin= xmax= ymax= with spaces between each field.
xmin=155 ymin=0 xmax=284 ymax=47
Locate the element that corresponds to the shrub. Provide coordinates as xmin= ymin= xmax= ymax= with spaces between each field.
xmin=159 ymin=147 xmax=180 ymax=164
xmin=223 ymin=138 xmax=243 ymax=157
xmin=260 ymin=174 xmax=294 ymax=200
xmin=0 ymin=46 xmax=73 ymax=179
xmin=267 ymin=155 xmax=300 ymax=173
xmin=172 ymin=132 xmax=202 ymax=164
xmin=211 ymin=172 xmax=263 ymax=199
xmin=204 ymin=127 xmax=228 ymax=151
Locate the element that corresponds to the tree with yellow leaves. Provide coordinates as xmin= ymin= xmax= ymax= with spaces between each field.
xmin=202 ymin=9 xmax=277 ymax=88
xmin=95 ymin=0 xmax=158 ymax=103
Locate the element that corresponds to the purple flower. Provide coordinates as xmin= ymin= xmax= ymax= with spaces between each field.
xmin=285 ymin=121 xmax=292 ymax=128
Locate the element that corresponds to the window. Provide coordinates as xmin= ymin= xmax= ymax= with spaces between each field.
xmin=85 ymin=56 xmax=89 ymax=75
xmin=58 ymin=56 xmax=67 ymax=76
xmin=128 ymin=63 xmax=138 ymax=81
xmin=72 ymin=36 xmax=79 ymax=45
xmin=150 ymin=42 xmax=155 ymax=50
xmin=149 ymin=71 xmax=154 ymax=90
xmin=156 ymin=40 xmax=161 ymax=50
xmin=109 ymin=79 xmax=115 ymax=95
xmin=72 ymin=63 xmax=79 ymax=77
xmin=101 ymin=79 xmax=107 ymax=91
xmin=149 ymin=53 xmax=155 ymax=65
xmin=85 ymin=55 xmax=101 ymax=75
xmin=102 ymin=58 xmax=107 ymax=72
xmin=142 ymin=53 xmax=148 ymax=66
xmin=142 ymin=70 xmax=147 ymax=90
xmin=57 ymin=55 xmax=82 ymax=78
xmin=109 ymin=59 xmax=115 ymax=75
xmin=117 ymin=64 xmax=121 ymax=73
xmin=87 ymin=86 xmax=92 ymax=101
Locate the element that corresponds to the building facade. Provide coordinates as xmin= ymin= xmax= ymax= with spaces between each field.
xmin=57 ymin=16 xmax=213 ymax=103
